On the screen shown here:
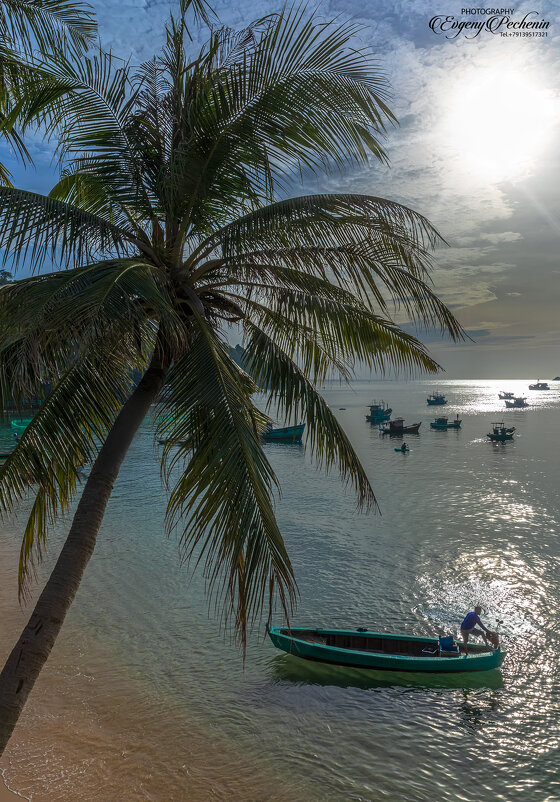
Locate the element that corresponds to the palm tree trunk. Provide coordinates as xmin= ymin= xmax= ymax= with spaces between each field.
xmin=0 ymin=350 xmax=169 ymax=754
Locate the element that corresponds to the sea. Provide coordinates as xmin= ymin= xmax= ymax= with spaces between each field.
xmin=1 ymin=378 xmax=560 ymax=802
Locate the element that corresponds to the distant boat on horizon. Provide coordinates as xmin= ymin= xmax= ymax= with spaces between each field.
xmin=529 ymin=380 xmax=550 ymax=390
xmin=427 ymin=391 xmax=446 ymax=406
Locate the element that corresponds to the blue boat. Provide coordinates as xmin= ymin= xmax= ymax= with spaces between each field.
xmin=427 ymin=392 xmax=447 ymax=406
xmin=365 ymin=400 xmax=392 ymax=423
xmin=267 ymin=626 xmax=504 ymax=673
xmin=430 ymin=416 xmax=461 ymax=429
xmin=487 ymin=422 xmax=515 ymax=441
xmin=262 ymin=424 xmax=305 ymax=443
xmin=10 ymin=418 xmax=33 ymax=432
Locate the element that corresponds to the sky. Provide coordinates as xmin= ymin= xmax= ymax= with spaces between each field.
xmin=2 ymin=0 xmax=559 ymax=378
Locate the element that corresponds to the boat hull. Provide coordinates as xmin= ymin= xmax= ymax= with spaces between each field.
xmin=430 ymin=421 xmax=461 ymax=429
xmin=366 ymin=412 xmax=392 ymax=423
xmin=427 ymin=399 xmax=446 ymax=406
xmin=262 ymin=424 xmax=305 ymax=442
xmin=380 ymin=423 xmax=421 ymax=435
xmin=10 ymin=418 xmax=32 ymax=431
xmin=268 ymin=627 xmax=504 ymax=673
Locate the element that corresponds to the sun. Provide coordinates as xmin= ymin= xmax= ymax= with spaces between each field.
xmin=442 ymin=64 xmax=556 ymax=182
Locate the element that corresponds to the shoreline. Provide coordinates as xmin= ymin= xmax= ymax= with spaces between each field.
xmin=0 ymin=777 xmax=28 ymax=802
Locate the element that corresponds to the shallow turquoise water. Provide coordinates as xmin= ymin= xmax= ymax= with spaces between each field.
xmin=2 ymin=378 xmax=560 ymax=800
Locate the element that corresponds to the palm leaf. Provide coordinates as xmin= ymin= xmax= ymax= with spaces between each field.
xmin=0 ymin=0 xmax=96 ymax=54
xmin=157 ymin=315 xmax=296 ymax=646
xmin=0 ymin=337 xmax=146 ymax=598
xmin=243 ymin=320 xmax=377 ymax=511
xmin=0 ymin=186 xmax=146 ymax=269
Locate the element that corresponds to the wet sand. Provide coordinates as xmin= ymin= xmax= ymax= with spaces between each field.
xmin=0 ymin=781 xmax=26 ymax=801
xmin=0 ymin=523 xmax=292 ymax=802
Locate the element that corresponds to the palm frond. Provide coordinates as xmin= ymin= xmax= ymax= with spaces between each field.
xmin=0 ymin=186 xmax=139 ymax=269
xmin=0 ymin=337 xmax=146 ymax=598
xmin=0 ymin=0 xmax=97 ymax=55
xmin=157 ymin=315 xmax=296 ymax=646
xmin=243 ymin=320 xmax=377 ymax=511
xmin=0 ymin=261 xmax=184 ymax=417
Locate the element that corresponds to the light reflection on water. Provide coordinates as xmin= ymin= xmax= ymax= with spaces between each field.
xmin=1 ymin=378 xmax=560 ymax=801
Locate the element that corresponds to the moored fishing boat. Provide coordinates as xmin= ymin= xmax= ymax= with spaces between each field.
xmin=504 ymin=397 xmax=528 ymax=408
xmin=430 ymin=416 xmax=461 ymax=429
xmin=262 ymin=423 xmax=305 ymax=442
xmin=10 ymin=418 xmax=33 ymax=432
xmin=427 ymin=391 xmax=446 ymax=406
xmin=487 ymin=422 xmax=515 ymax=441
xmin=529 ymin=380 xmax=550 ymax=390
xmin=498 ymin=391 xmax=514 ymax=399
xmin=267 ymin=626 xmax=504 ymax=673
xmin=365 ymin=400 xmax=392 ymax=423
xmin=379 ymin=418 xmax=421 ymax=435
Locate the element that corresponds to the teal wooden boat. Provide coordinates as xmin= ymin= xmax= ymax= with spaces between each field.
xmin=262 ymin=424 xmax=304 ymax=443
xmin=365 ymin=400 xmax=392 ymax=423
xmin=487 ymin=422 xmax=515 ymax=441
xmin=430 ymin=416 xmax=461 ymax=429
xmin=267 ymin=626 xmax=504 ymax=673
xmin=394 ymin=447 xmax=409 ymax=452
xmin=10 ymin=418 xmax=33 ymax=431
xmin=427 ymin=392 xmax=447 ymax=406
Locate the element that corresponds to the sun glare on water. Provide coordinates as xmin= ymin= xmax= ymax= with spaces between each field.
xmin=443 ymin=64 xmax=556 ymax=182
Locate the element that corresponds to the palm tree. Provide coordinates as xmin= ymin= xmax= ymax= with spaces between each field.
xmin=0 ymin=3 xmax=462 ymax=753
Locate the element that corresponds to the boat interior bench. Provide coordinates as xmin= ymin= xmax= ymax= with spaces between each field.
xmin=280 ymin=629 xmax=438 ymax=657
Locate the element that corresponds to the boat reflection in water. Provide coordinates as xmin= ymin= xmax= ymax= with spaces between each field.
xmin=269 ymin=654 xmax=505 ymax=691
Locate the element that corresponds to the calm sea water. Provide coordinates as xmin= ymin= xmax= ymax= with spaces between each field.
xmin=2 ymin=379 xmax=560 ymax=801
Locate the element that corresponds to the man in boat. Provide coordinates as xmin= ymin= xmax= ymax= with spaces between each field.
xmin=401 ymin=442 xmax=408 ymax=452
xmin=460 ymin=606 xmax=492 ymax=652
